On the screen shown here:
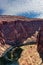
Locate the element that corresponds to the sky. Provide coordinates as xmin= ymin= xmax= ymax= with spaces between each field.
xmin=0 ymin=0 xmax=43 ymax=18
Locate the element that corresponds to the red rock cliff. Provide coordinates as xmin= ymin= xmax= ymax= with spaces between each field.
xmin=0 ymin=15 xmax=43 ymax=46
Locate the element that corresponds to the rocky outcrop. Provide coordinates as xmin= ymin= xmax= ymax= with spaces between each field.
xmin=0 ymin=16 xmax=43 ymax=46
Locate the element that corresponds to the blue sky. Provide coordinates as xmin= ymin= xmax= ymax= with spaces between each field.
xmin=0 ymin=0 xmax=43 ymax=18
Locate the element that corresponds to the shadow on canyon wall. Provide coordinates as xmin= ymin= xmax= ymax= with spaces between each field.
xmin=0 ymin=16 xmax=43 ymax=65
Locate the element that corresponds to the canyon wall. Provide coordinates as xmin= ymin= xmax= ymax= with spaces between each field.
xmin=0 ymin=16 xmax=43 ymax=46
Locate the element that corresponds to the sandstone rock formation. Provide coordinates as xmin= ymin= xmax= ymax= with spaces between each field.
xmin=0 ymin=15 xmax=43 ymax=46
xmin=0 ymin=16 xmax=43 ymax=64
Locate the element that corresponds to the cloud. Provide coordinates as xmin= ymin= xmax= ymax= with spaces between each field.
xmin=0 ymin=0 xmax=43 ymax=18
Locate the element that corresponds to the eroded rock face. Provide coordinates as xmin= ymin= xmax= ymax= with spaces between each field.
xmin=37 ymin=27 xmax=43 ymax=52
xmin=0 ymin=16 xmax=43 ymax=46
